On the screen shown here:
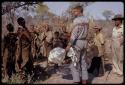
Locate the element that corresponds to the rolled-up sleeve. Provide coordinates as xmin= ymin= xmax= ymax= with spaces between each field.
xmin=68 ymin=26 xmax=78 ymax=46
xmin=68 ymin=16 xmax=89 ymax=46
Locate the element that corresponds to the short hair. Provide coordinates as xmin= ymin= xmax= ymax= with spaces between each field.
xmin=73 ymin=5 xmax=83 ymax=13
xmin=54 ymin=31 xmax=59 ymax=36
xmin=17 ymin=17 xmax=25 ymax=25
xmin=6 ymin=23 xmax=14 ymax=32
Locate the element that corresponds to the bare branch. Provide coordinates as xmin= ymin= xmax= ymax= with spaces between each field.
xmin=2 ymin=2 xmax=39 ymax=15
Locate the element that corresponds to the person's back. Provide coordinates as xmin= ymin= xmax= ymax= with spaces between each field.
xmin=65 ymin=5 xmax=89 ymax=84
xmin=5 ymin=33 xmax=17 ymax=54
xmin=16 ymin=17 xmax=33 ymax=77
xmin=70 ymin=16 xmax=88 ymax=51
xmin=2 ymin=23 xmax=17 ymax=81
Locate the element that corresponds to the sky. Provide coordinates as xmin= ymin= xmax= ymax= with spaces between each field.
xmin=43 ymin=2 xmax=124 ymax=20
xmin=15 ymin=2 xmax=124 ymax=20
xmin=85 ymin=2 xmax=124 ymax=20
xmin=43 ymin=2 xmax=70 ymax=16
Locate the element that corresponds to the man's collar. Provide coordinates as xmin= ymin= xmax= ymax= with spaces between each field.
xmin=120 ymin=24 xmax=123 ymax=28
xmin=115 ymin=24 xmax=123 ymax=28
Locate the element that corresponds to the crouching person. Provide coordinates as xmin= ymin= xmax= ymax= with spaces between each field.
xmin=52 ymin=31 xmax=64 ymax=74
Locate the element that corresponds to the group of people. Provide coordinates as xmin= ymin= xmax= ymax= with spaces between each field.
xmin=2 ymin=15 xmax=70 ymax=83
xmin=2 ymin=5 xmax=123 ymax=84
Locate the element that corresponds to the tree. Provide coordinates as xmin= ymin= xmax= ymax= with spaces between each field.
xmin=64 ymin=2 xmax=94 ymax=23
xmin=69 ymin=2 xmax=94 ymax=9
xmin=2 ymin=2 xmax=40 ymax=25
xmin=2 ymin=2 xmax=39 ymax=15
xmin=102 ymin=10 xmax=114 ymax=21
xmin=36 ymin=3 xmax=49 ymax=14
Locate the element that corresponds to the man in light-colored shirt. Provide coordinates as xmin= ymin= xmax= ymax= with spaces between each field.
xmin=65 ymin=5 xmax=89 ymax=84
xmin=111 ymin=14 xmax=123 ymax=76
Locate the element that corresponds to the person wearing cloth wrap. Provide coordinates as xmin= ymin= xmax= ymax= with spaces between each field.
xmin=65 ymin=5 xmax=89 ymax=84
xmin=16 ymin=17 xmax=33 ymax=77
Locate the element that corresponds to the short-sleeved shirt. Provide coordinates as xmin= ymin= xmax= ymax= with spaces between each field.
xmin=112 ymin=24 xmax=123 ymax=39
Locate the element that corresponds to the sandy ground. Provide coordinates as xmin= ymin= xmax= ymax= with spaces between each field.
xmin=2 ymin=56 xmax=123 ymax=84
xmin=1 ymin=39 xmax=123 ymax=84
xmin=33 ymin=59 xmax=123 ymax=84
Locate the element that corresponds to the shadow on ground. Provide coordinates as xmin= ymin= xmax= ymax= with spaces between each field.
xmin=87 ymin=63 xmax=112 ymax=84
xmin=31 ymin=65 xmax=51 ymax=83
xmin=105 ymin=63 xmax=112 ymax=72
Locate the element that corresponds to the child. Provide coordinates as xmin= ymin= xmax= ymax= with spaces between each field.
xmin=88 ymin=25 xmax=105 ymax=77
